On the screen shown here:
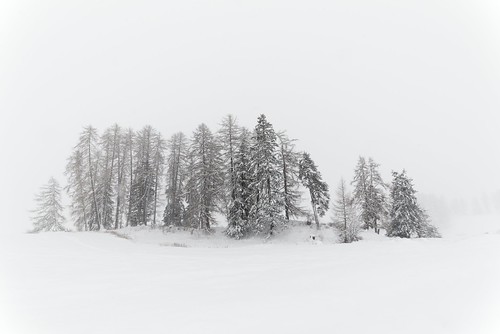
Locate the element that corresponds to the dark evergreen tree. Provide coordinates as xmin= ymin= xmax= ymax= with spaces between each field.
xmin=387 ymin=170 xmax=439 ymax=238
xmin=226 ymin=128 xmax=252 ymax=239
xmin=248 ymin=115 xmax=285 ymax=236
xmin=31 ymin=177 xmax=67 ymax=232
xmin=298 ymin=152 xmax=330 ymax=230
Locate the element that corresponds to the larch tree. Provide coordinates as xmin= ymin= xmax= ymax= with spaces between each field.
xmin=277 ymin=131 xmax=304 ymax=221
xmin=298 ymin=152 xmax=330 ymax=230
xmin=74 ymin=126 xmax=102 ymax=230
xmin=31 ymin=177 xmax=67 ymax=232
xmin=352 ymin=156 xmax=369 ymax=230
xmin=331 ymin=179 xmax=360 ymax=243
xmin=366 ymin=158 xmax=388 ymax=234
xmin=218 ymin=114 xmax=240 ymax=218
xmin=163 ymin=132 xmax=188 ymax=227
xmin=65 ymin=149 xmax=89 ymax=231
xmin=185 ymin=123 xmax=224 ymax=230
xmin=123 ymin=128 xmax=135 ymax=227
xmin=248 ymin=114 xmax=285 ymax=236
xmin=151 ymin=132 xmax=166 ymax=226
xmin=98 ymin=125 xmax=120 ymax=229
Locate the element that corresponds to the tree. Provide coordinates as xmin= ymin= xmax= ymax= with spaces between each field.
xmin=277 ymin=131 xmax=304 ymax=221
xmin=352 ymin=157 xmax=387 ymax=233
xmin=65 ymin=149 xmax=89 ymax=231
xmin=331 ymin=179 xmax=361 ymax=243
xmin=129 ymin=126 xmax=156 ymax=226
xmin=184 ymin=124 xmax=224 ymax=230
xmin=73 ymin=126 xmax=102 ymax=230
xmin=163 ymin=132 xmax=188 ymax=227
xmin=98 ymin=125 xmax=120 ymax=229
xmin=386 ymin=170 xmax=439 ymax=238
xmin=218 ymin=114 xmax=240 ymax=217
xmin=248 ymin=115 xmax=285 ymax=236
xmin=298 ymin=152 xmax=330 ymax=230
xmin=151 ymin=132 xmax=166 ymax=226
xmin=226 ymin=128 xmax=252 ymax=239
xmin=31 ymin=178 xmax=67 ymax=232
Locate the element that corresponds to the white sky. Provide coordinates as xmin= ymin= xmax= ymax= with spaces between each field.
xmin=1 ymin=0 xmax=500 ymax=231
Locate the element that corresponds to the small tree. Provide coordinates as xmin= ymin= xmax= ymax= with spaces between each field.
xmin=31 ymin=178 xmax=67 ymax=232
xmin=387 ymin=170 xmax=439 ymax=238
xmin=298 ymin=152 xmax=330 ymax=230
xmin=331 ymin=179 xmax=361 ymax=243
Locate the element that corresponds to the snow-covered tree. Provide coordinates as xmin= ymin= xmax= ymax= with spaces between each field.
xmin=352 ymin=157 xmax=387 ymax=233
xmin=248 ymin=114 xmax=285 ymax=236
xmin=98 ymin=125 xmax=120 ymax=229
xmin=31 ymin=178 xmax=67 ymax=232
xmin=218 ymin=114 xmax=241 ymax=217
xmin=387 ymin=170 xmax=439 ymax=238
xmin=226 ymin=128 xmax=252 ymax=239
xmin=129 ymin=126 xmax=157 ymax=226
xmin=277 ymin=131 xmax=304 ymax=221
xmin=298 ymin=152 xmax=330 ymax=230
xmin=163 ymin=132 xmax=188 ymax=227
xmin=151 ymin=132 xmax=166 ymax=226
xmin=71 ymin=126 xmax=102 ymax=230
xmin=123 ymin=128 xmax=135 ymax=227
xmin=65 ymin=149 xmax=89 ymax=231
xmin=184 ymin=123 xmax=224 ymax=230
xmin=331 ymin=179 xmax=361 ymax=243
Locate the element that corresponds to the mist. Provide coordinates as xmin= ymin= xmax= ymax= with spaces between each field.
xmin=1 ymin=0 xmax=499 ymax=233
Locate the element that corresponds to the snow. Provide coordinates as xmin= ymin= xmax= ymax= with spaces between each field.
xmin=1 ymin=217 xmax=499 ymax=334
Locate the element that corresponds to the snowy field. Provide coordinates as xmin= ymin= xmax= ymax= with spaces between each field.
xmin=1 ymin=216 xmax=500 ymax=334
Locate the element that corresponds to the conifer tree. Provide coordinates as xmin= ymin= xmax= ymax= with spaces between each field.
xmin=98 ymin=125 xmax=120 ymax=229
xmin=31 ymin=178 xmax=67 ymax=232
xmin=184 ymin=124 xmax=224 ymax=230
xmin=387 ymin=170 xmax=439 ymax=238
xmin=331 ymin=179 xmax=360 ymax=243
xmin=298 ymin=152 xmax=330 ymax=230
xmin=352 ymin=156 xmax=369 ymax=229
xmin=151 ymin=132 xmax=166 ymax=226
xmin=248 ymin=115 xmax=285 ymax=236
xmin=65 ymin=149 xmax=89 ymax=231
xmin=218 ymin=114 xmax=240 ymax=217
xmin=226 ymin=128 xmax=252 ymax=238
xmin=163 ymin=132 xmax=187 ymax=227
xmin=277 ymin=131 xmax=304 ymax=221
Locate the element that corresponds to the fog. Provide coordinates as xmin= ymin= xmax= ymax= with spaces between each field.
xmin=1 ymin=0 xmax=499 ymax=232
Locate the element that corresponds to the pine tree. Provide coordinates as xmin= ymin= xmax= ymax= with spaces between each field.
xmin=352 ymin=156 xmax=369 ymax=229
xmin=331 ymin=179 xmax=361 ymax=243
xmin=31 ymin=178 xmax=67 ymax=232
xmin=98 ymin=125 xmax=120 ymax=229
xmin=387 ymin=170 xmax=439 ymax=238
xmin=298 ymin=152 xmax=330 ymax=230
xmin=248 ymin=115 xmax=285 ymax=236
xmin=123 ymin=128 xmax=135 ymax=227
xmin=151 ymin=132 xmax=166 ymax=226
xmin=184 ymin=124 xmax=224 ymax=230
xmin=277 ymin=131 xmax=304 ymax=221
xmin=163 ymin=132 xmax=187 ymax=227
xmin=226 ymin=128 xmax=252 ymax=239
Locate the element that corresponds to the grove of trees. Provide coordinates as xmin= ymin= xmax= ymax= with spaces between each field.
xmin=31 ymin=114 xmax=440 ymax=241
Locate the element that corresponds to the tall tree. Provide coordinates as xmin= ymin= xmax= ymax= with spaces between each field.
xmin=218 ymin=114 xmax=240 ymax=217
xmin=366 ymin=158 xmax=388 ymax=233
xmin=151 ymin=132 xmax=166 ymax=226
xmin=226 ymin=128 xmax=252 ymax=239
xmin=331 ymin=179 xmax=360 ymax=243
xmin=65 ymin=149 xmax=89 ymax=231
xmin=123 ymin=128 xmax=135 ymax=227
xmin=163 ymin=132 xmax=188 ymax=227
xmin=248 ymin=115 xmax=284 ymax=236
xmin=98 ymin=125 xmax=120 ymax=229
xmin=185 ymin=124 xmax=224 ymax=230
xmin=277 ymin=131 xmax=304 ymax=221
xmin=31 ymin=178 xmax=67 ymax=232
xmin=386 ymin=170 xmax=439 ymax=238
xmin=298 ymin=152 xmax=330 ymax=230
xmin=352 ymin=156 xmax=369 ymax=229
xmin=129 ymin=126 xmax=156 ymax=226
xmin=74 ymin=126 xmax=101 ymax=230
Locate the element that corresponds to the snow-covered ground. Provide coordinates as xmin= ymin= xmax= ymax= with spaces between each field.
xmin=1 ymin=216 xmax=499 ymax=334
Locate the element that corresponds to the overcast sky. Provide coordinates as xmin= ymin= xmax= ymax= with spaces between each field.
xmin=1 ymin=0 xmax=499 ymax=231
